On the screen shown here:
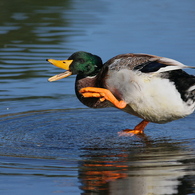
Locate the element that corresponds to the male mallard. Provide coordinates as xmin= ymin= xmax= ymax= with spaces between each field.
xmin=47 ymin=51 xmax=195 ymax=135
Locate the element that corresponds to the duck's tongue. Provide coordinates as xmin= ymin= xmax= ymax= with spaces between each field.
xmin=46 ymin=59 xmax=73 ymax=82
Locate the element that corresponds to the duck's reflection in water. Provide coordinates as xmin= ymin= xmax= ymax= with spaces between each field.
xmin=78 ymin=138 xmax=195 ymax=194
xmin=79 ymin=153 xmax=128 ymax=191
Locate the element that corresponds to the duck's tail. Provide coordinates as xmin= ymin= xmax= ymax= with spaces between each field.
xmin=186 ymin=66 xmax=195 ymax=69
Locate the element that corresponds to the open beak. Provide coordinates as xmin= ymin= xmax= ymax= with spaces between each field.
xmin=47 ymin=59 xmax=73 ymax=82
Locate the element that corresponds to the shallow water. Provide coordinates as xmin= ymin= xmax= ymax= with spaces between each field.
xmin=0 ymin=0 xmax=195 ymax=194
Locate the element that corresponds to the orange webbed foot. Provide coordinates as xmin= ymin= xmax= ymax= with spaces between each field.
xmin=118 ymin=120 xmax=149 ymax=136
xmin=79 ymin=87 xmax=127 ymax=109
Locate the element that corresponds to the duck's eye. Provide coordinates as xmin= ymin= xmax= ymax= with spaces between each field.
xmin=79 ymin=58 xmax=85 ymax=63
xmin=86 ymin=65 xmax=91 ymax=71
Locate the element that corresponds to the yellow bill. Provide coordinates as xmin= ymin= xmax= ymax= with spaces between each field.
xmin=47 ymin=59 xmax=73 ymax=82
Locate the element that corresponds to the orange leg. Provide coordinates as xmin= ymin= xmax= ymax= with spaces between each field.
xmin=79 ymin=87 xmax=127 ymax=109
xmin=118 ymin=120 xmax=149 ymax=136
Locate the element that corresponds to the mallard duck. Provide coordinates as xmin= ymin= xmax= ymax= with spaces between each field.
xmin=47 ymin=51 xmax=195 ymax=135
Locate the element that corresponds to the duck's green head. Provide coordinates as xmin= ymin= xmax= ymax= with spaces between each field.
xmin=47 ymin=51 xmax=103 ymax=81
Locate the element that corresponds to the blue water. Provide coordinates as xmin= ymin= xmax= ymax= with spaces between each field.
xmin=0 ymin=0 xmax=195 ymax=194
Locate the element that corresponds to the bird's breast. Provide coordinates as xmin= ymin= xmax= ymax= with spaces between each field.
xmin=75 ymin=75 xmax=111 ymax=108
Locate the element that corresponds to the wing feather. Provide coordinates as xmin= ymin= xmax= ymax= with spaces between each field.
xmin=105 ymin=53 xmax=195 ymax=74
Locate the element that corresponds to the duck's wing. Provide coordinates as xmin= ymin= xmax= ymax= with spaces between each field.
xmin=105 ymin=53 xmax=195 ymax=74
